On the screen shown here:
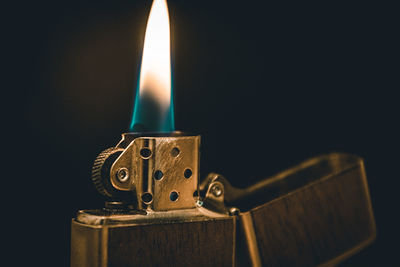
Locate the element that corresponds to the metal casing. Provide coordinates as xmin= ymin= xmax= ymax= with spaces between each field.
xmin=236 ymin=154 xmax=376 ymax=266
xmin=71 ymin=209 xmax=236 ymax=267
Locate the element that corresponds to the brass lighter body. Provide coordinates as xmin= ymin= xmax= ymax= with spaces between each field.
xmin=71 ymin=134 xmax=375 ymax=267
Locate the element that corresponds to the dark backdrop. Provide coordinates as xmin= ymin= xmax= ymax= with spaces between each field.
xmin=7 ymin=0 xmax=397 ymax=266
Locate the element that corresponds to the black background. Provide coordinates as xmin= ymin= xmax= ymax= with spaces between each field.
xmin=7 ymin=0 xmax=398 ymax=266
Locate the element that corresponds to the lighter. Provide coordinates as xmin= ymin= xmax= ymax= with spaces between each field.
xmin=71 ymin=133 xmax=375 ymax=266
xmin=70 ymin=0 xmax=376 ymax=266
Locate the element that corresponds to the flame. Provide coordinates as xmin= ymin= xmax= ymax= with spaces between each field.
xmin=130 ymin=0 xmax=174 ymax=132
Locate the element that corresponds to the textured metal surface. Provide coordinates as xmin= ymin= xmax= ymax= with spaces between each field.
xmin=75 ymin=207 xmax=228 ymax=226
xmin=202 ymin=153 xmax=376 ymax=266
xmin=71 ymin=209 xmax=235 ymax=267
xmin=109 ymin=135 xmax=200 ymax=211
xmin=246 ymin=161 xmax=375 ymax=266
xmin=91 ymin=147 xmax=125 ymax=198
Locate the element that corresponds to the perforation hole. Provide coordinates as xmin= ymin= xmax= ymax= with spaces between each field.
xmin=184 ymin=168 xmax=192 ymax=179
xmin=154 ymin=170 xmax=164 ymax=180
xmin=140 ymin=148 xmax=152 ymax=159
xmin=141 ymin=192 xmax=153 ymax=204
xmin=170 ymin=147 xmax=180 ymax=157
xmin=169 ymin=191 xmax=179 ymax=201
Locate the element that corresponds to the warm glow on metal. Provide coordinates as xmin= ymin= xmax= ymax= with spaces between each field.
xmin=130 ymin=0 xmax=174 ymax=132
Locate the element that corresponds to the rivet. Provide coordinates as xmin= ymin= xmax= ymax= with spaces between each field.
xmin=211 ymin=183 xmax=223 ymax=197
xmin=116 ymin=167 xmax=129 ymax=183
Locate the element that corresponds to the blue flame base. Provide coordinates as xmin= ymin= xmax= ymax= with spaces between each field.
xmin=129 ymin=89 xmax=175 ymax=133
